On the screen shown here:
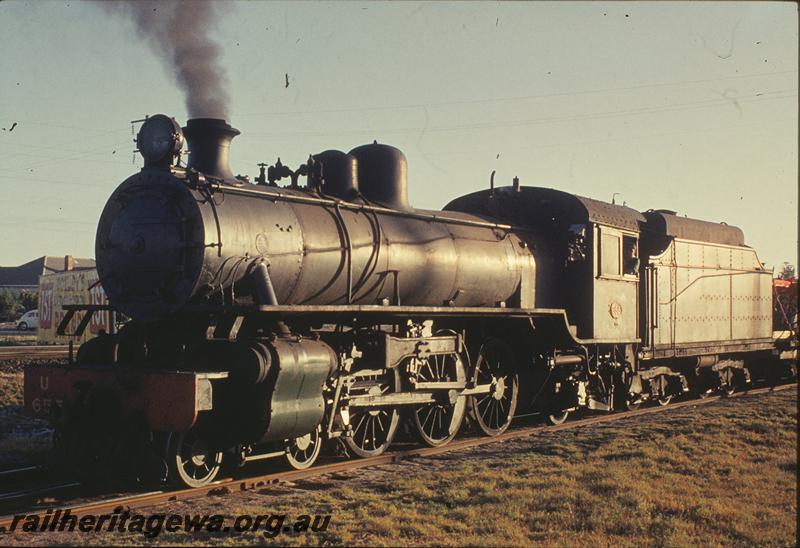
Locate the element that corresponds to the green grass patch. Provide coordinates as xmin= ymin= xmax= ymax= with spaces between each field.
xmin=2 ymin=389 xmax=796 ymax=546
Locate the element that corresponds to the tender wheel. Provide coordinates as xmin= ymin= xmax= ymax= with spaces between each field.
xmin=166 ymin=430 xmax=223 ymax=488
xmin=691 ymin=372 xmax=712 ymax=398
xmin=467 ymin=338 xmax=519 ymax=436
xmin=719 ymin=368 xmax=736 ymax=395
xmin=698 ymin=390 xmax=713 ymax=399
xmin=657 ymin=395 xmax=673 ymax=406
xmin=547 ymin=410 xmax=570 ymax=425
xmin=343 ymin=368 xmax=401 ymax=458
xmin=412 ymin=351 xmax=467 ymax=447
xmin=286 ymin=426 xmax=322 ymax=470
xmin=615 ymin=367 xmax=643 ymax=411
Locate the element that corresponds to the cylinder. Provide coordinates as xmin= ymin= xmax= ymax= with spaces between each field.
xmin=223 ymin=341 xmax=272 ymax=385
xmin=260 ymin=338 xmax=337 ymax=440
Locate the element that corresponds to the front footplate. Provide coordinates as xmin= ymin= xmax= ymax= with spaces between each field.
xmin=24 ymin=365 xmax=227 ymax=431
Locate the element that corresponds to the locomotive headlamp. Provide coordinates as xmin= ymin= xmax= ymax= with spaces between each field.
xmin=136 ymin=114 xmax=184 ymax=166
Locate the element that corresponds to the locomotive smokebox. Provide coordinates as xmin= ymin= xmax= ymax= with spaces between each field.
xmin=183 ymin=118 xmax=240 ymax=181
xmin=350 ymin=143 xmax=409 ymax=209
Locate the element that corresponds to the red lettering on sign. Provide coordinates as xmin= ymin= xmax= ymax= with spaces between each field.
xmin=89 ymin=283 xmax=108 ymax=333
xmin=39 ymin=284 xmax=54 ymax=329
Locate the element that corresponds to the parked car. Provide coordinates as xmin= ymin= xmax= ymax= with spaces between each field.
xmin=17 ymin=310 xmax=38 ymax=331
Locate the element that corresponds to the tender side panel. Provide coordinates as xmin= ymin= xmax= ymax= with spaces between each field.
xmin=649 ymin=238 xmax=772 ymax=351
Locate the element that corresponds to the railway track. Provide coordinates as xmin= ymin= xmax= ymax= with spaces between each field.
xmin=0 ymin=381 xmax=794 ymax=532
xmin=0 ymin=346 xmax=69 ymax=361
xmin=0 ymin=466 xmax=80 ymax=506
xmin=0 ymin=465 xmax=44 ymax=495
xmin=0 ymin=465 xmax=42 ymax=482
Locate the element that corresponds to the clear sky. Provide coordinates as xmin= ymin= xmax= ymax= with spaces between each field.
xmin=0 ymin=1 xmax=797 ymax=271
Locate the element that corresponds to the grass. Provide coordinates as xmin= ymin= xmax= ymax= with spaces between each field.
xmin=2 ymin=387 xmax=795 ymax=546
xmin=224 ymin=390 xmax=797 ymax=547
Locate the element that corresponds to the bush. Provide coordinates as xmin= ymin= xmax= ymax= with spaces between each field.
xmin=19 ymin=290 xmax=38 ymax=312
xmin=0 ymin=289 xmax=36 ymax=322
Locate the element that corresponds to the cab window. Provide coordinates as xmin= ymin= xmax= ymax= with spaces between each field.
xmin=600 ymin=232 xmax=621 ymax=276
xmin=623 ymin=236 xmax=639 ymax=276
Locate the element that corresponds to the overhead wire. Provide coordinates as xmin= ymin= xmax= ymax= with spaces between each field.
xmin=0 ymin=133 xmax=130 ymax=162
xmin=433 ymin=118 xmax=795 ymax=157
xmin=2 ymin=140 xmax=134 ymax=174
xmin=0 ymin=173 xmax=111 ymax=188
xmin=235 ymin=69 xmax=798 ymax=117
xmin=244 ymin=89 xmax=797 ymax=139
xmin=0 ymin=75 xmax=795 ymax=187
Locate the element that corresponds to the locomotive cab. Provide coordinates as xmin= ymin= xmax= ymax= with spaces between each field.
xmin=445 ymin=187 xmax=645 ymax=342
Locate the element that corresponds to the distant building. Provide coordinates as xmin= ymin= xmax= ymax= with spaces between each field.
xmin=38 ymin=267 xmax=113 ymax=344
xmin=0 ymin=256 xmax=96 ymax=290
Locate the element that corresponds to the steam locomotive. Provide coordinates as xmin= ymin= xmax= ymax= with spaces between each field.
xmin=25 ymin=115 xmax=797 ymax=487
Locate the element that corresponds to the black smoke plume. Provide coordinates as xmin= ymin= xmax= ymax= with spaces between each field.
xmin=100 ymin=0 xmax=230 ymax=119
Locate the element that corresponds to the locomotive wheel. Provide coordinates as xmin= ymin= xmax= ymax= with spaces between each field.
xmin=166 ymin=430 xmax=223 ymax=488
xmin=467 ymin=338 xmax=519 ymax=436
xmin=343 ymin=368 xmax=401 ymax=458
xmin=657 ymin=395 xmax=673 ymax=406
xmin=286 ymin=426 xmax=322 ymax=470
xmin=412 ymin=352 xmax=467 ymax=446
xmin=547 ymin=410 xmax=570 ymax=425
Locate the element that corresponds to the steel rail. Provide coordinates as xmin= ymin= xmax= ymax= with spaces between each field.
xmin=0 ymin=382 xmax=795 ymax=531
xmin=0 ymin=346 xmax=69 ymax=360
xmin=0 ymin=466 xmax=41 ymax=478
xmin=0 ymin=483 xmax=81 ymax=504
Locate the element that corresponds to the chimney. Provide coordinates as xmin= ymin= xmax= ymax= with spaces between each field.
xmin=64 ymin=255 xmax=74 ymax=272
xmin=182 ymin=118 xmax=240 ymax=181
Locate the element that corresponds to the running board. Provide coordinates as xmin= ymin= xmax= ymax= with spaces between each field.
xmin=348 ymin=383 xmax=491 ymax=407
